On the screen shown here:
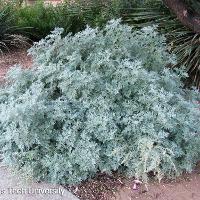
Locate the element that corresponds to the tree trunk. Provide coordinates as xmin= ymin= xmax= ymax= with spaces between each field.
xmin=163 ymin=0 xmax=200 ymax=33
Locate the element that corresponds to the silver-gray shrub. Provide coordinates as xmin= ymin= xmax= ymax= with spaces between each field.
xmin=0 ymin=19 xmax=200 ymax=184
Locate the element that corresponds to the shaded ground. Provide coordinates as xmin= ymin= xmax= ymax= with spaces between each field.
xmin=65 ymin=173 xmax=125 ymax=200
xmin=0 ymin=49 xmax=200 ymax=200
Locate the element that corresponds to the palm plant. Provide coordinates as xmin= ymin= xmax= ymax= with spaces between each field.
xmin=122 ymin=0 xmax=200 ymax=89
xmin=186 ymin=0 xmax=200 ymax=13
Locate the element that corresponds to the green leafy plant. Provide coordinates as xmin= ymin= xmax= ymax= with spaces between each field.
xmin=15 ymin=0 xmax=123 ymax=40
xmin=15 ymin=1 xmax=58 ymax=40
xmin=0 ymin=20 xmax=199 ymax=185
xmin=0 ymin=1 xmax=29 ymax=52
xmin=122 ymin=0 xmax=200 ymax=88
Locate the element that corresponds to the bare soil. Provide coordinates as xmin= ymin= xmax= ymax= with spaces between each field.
xmin=114 ymin=172 xmax=200 ymax=200
xmin=0 ymin=49 xmax=200 ymax=200
xmin=0 ymin=49 xmax=32 ymax=81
